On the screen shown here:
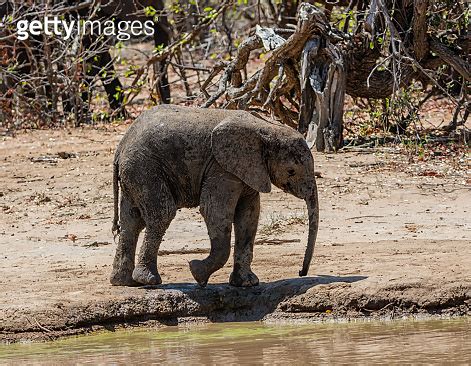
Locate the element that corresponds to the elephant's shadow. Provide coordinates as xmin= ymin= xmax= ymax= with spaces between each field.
xmin=141 ymin=274 xmax=367 ymax=322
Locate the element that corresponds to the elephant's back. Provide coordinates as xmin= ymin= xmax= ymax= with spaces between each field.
xmin=135 ymin=104 xmax=230 ymax=134
xmin=117 ymin=105 xmax=251 ymax=157
xmin=115 ymin=105 xmax=243 ymax=207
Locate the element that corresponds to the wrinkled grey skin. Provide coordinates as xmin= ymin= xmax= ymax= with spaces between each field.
xmin=110 ymin=105 xmax=319 ymax=287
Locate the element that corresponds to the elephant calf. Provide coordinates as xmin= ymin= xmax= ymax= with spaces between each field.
xmin=110 ymin=105 xmax=319 ymax=287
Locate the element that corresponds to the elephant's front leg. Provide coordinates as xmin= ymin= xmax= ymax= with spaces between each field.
xmin=190 ymin=172 xmax=243 ymax=287
xmin=230 ymin=190 xmax=260 ymax=287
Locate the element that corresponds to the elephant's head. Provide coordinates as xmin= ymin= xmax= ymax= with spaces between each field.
xmin=212 ymin=113 xmax=319 ymax=277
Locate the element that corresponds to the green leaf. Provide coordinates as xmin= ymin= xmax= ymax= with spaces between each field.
xmin=145 ymin=6 xmax=156 ymax=17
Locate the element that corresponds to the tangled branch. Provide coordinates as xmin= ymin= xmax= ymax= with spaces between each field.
xmin=201 ymin=1 xmax=469 ymax=151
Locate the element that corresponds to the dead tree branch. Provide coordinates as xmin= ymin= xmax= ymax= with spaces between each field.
xmin=200 ymin=1 xmax=469 ymax=151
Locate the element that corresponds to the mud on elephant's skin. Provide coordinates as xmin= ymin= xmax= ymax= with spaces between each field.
xmin=110 ymin=105 xmax=320 ymax=287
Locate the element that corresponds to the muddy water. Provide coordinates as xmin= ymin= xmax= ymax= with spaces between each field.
xmin=1 ymin=319 xmax=470 ymax=364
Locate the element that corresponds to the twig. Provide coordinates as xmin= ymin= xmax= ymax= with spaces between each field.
xmin=26 ymin=316 xmax=52 ymax=333
xmin=255 ymin=238 xmax=301 ymax=245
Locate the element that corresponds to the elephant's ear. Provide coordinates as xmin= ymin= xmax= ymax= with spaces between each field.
xmin=211 ymin=115 xmax=272 ymax=193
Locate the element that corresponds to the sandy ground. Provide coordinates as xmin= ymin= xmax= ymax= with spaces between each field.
xmin=0 ymin=125 xmax=470 ymax=342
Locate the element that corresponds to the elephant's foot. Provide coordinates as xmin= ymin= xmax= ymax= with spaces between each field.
xmin=229 ymin=269 xmax=259 ymax=287
xmin=110 ymin=268 xmax=138 ymax=286
xmin=110 ymin=258 xmax=138 ymax=286
xmin=189 ymin=259 xmax=210 ymax=287
xmin=132 ymin=265 xmax=162 ymax=285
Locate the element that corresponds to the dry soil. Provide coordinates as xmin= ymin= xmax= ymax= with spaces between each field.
xmin=0 ymin=125 xmax=470 ymax=343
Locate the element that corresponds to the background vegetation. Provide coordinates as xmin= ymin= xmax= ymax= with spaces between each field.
xmin=0 ymin=0 xmax=469 ymax=151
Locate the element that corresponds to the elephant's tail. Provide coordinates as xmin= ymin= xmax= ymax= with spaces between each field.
xmin=112 ymin=161 xmax=120 ymax=240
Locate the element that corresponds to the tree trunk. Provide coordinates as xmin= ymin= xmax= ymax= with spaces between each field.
xmin=299 ymin=36 xmax=346 ymax=152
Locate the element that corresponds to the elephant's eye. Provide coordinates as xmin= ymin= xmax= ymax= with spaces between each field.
xmin=288 ymin=169 xmax=296 ymax=177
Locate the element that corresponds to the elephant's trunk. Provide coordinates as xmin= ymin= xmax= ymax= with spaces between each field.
xmin=299 ymin=181 xmax=319 ymax=277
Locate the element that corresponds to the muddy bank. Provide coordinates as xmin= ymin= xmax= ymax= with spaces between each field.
xmin=1 ymin=274 xmax=470 ymax=343
xmin=0 ymin=128 xmax=470 ymax=343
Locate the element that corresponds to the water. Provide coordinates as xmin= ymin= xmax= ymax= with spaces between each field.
xmin=1 ymin=319 xmax=470 ymax=364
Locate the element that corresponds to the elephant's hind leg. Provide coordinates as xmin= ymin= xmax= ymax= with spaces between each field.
xmin=132 ymin=184 xmax=176 ymax=286
xmin=190 ymin=173 xmax=243 ymax=287
xmin=230 ymin=191 xmax=260 ymax=287
xmin=110 ymin=196 xmax=145 ymax=286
